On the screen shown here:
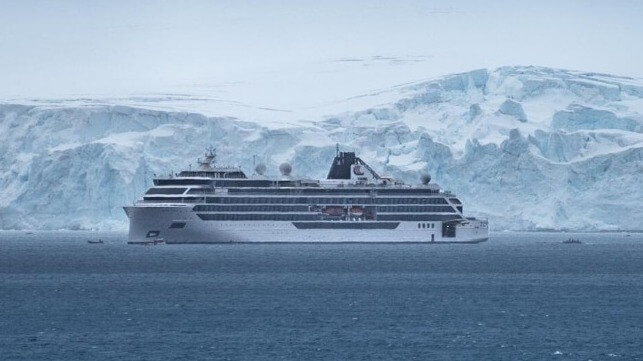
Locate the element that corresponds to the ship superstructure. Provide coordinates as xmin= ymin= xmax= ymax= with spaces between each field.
xmin=124 ymin=148 xmax=488 ymax=244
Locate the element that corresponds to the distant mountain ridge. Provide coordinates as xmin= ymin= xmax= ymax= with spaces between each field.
xmin=1 ymin=66 xmax=641 ymax=230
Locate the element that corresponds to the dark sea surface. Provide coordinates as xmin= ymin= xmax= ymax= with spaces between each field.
xmin=1 ymin=232 xmax=642 ymax=361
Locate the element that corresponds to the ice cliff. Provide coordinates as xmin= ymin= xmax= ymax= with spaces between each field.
xmin=1 ymin=66 xmax=642 ymax=231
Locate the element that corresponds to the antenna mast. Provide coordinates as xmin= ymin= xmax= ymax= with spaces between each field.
xmin=252 ymin=155 xmax=257 ymax=174
xmin=198 ymin=146 xmax=216 ymax=171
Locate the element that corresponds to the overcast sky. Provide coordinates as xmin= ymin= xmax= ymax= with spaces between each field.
xmin=1 ymin=0 xmax=642 ymax=99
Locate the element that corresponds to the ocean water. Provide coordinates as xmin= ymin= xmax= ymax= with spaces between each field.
xmin=1 ymin=232 xmax=642 ymax=361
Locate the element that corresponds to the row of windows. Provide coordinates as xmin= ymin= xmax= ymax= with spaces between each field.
xmin=194 ymin=205 xmax=311 ymax=212
xmin=154 ymin=179 xmax=211 ymax=186
xmin=192 ymin=205 xmax=455 ymax=213
xmin=204 ymin=197 xmax=448 ymax=205
xmin=217 ymin=180 xmax=303 ymax=188
xmin=377 ymin=206 xmax=455 ymax=213
xmin=145 ymin=188 xmax=187 ymax=195
xmin=378 ymin=214 xmax=462 ymax=222
xmin=144 ymin=196 xmax=203 ymax=202
xmin=143 ymin=197 xmax=457 ymax=209
xmin=178 ymin=171 xmax=246 ymax=178
xmin=418 ymin=223 xmax=436 ymax=229
xmin=228 ymin=188 xmax=373 ymax=195
xmin=188 ymin=189 xmax=211 ymax=194
xmin=196 ymin=213 xmax=462 ymax=222
xmin=198 ymin=213 xmax=318 ymax=221
xmin=152 ymin=179 xmax=443 ymax=195
xmin=377 ymin=189 xmax=439 ymax=195
xmin=227 ymin=188 xmax=438 ymax=195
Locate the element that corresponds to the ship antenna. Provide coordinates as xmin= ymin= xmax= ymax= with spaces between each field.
xmin=336 ymin=143 xmax=339 ymax=156
xmin=198 ymin=146 xmax=216 ymax=171
xmin=143 ymin=160 xmax=148 ymax=189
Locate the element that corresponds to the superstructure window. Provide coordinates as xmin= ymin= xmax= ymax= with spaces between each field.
xmin=201 ymin=196 xmax=450 ymax=206
xmin=193 ymin=205 xmax=310 ymax=212
xmin=378 ymin=214 xmax=461 ymax=222
xmin=143 ymin=196 xmax=202 ymax=203
xmin=197 ymin=213 xmax=319 ymax=221
xmin=187 ymin=188 xmax=213 ymax=194
xmin=143 ymin=197 xmax=185 ymax=201
xmin=376 ymin=206 xmax=455 ymax=213
xmin=154 ymin=179 xmax=211 ymax=186
xmin=169 ymin=222 xmax=186 ymax=229
xmin=378 ymin=189 xmax=435 ymax=195
xmin=145 ymin=188 xmax=186 ymax=195
xmin=376 ymin=198 xmax=447 ymax=205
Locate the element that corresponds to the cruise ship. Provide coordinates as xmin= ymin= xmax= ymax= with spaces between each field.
xmin=123 ymin=148 xmax=488 ymax=244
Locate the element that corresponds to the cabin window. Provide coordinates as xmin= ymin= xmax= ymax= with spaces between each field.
xmin=145 ymin=188 xmax=186 ymax=195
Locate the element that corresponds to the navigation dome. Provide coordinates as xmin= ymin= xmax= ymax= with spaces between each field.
xmin=255 ymin=163 xmax=267 ymax=175
xmin=279 ymin=162 xmax=292 ymax=176
xmin=420 ymin=173 xmax=431 ymax=185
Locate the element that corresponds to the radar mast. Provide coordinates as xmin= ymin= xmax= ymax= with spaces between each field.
xmin=197 ymin=146 xmax=216 ymax=171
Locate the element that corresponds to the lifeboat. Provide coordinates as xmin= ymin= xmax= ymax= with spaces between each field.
xmin=323 ymin=206 xmax=346 ymax=216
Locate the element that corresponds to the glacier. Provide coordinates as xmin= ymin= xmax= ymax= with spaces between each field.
xmin=1 ymin=65 xmax=642 ymax=231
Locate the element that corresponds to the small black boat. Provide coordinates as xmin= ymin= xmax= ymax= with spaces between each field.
xmin=562 ymin=238 xmax=582 ymax=244
xmin=87 ymin=239 xmax=104 ymax=244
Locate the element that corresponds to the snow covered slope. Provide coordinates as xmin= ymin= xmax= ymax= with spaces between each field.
xmin=1 ymin=66 xmax=642 ymax=231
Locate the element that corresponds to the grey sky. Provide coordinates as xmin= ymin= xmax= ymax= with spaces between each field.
xmin=1 ymin=0 xmax=642 ymax=98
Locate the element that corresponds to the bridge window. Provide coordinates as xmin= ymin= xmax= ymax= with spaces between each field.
xmin=145 ymin=188 xmax=186 ymax=195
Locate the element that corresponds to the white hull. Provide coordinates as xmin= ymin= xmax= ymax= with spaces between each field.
xmin=124 ymin=205 xmax=489 ymax=244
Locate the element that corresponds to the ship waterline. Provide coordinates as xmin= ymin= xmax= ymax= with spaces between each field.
xmin=124 ymin=149 xmax=488 ymax=244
